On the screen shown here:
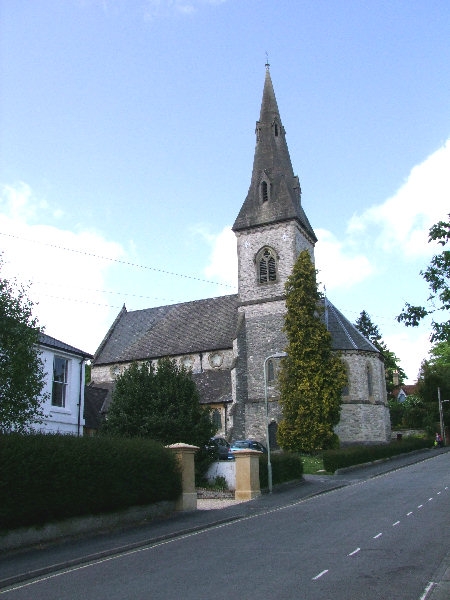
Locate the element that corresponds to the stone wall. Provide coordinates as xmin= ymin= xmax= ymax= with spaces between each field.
xmin=92 ymin=347 xmax=235 ymax=385
xmin=236 ymin=221 xmax=314 ymax=305
xmin=335 ymin=403 xmax=391 ymax=444
xmin=341 ymin=350 xmax=388 ymax=407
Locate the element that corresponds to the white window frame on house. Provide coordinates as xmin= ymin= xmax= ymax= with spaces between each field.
xmin=52 ymin=356 xmax=69 ymax=408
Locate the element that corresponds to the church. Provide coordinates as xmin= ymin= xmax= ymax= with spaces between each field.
xmin=91 ymin=66 xmax=391 ymax=446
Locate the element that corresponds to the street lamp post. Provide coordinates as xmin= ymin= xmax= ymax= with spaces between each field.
xmin=438 ymin=387 xmax=450 ymax=445
xmin=264 ymin=352 xmax=287 ymax=493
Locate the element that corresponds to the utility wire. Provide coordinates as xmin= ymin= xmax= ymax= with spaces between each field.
xmin=30 ymin=280 xmax=183 ymax=304
xmin=0 ymin=231 xmax=234 ymax=288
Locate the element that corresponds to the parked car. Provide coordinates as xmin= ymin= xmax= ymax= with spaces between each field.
xmin=206 ymin=436 xmax=231 ymax=460
xmin=229 ymin=439 xmax=267 ymax=456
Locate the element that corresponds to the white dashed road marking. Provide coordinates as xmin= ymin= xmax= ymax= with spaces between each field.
xmin=312 ymin=570 xmax=328 ymax=580
xmin=310 ymin=485 xmax=448 ymax=586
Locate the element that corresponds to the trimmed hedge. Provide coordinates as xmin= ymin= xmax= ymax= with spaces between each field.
xmin=259 ymin=452 xmax=304 ymax=489
xmin=0 ymin=434 xmax=181 ymax=531
xmin=322 ymin=437 xmax=434 ymax=473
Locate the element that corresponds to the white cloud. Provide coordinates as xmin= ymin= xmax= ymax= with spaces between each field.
xmin=0 ymin=183 xmax=125 ymax=355
xmin=311 ymin=138 xmax=450 ymax=297
xmin=314 ymin=228 xmax=374 ymax=291
xmin=144 ymin=0 xmax=195 ymax=20
xmin=203 ymin=225 xmax=237 ymax=288
xmin=347 ymin=138 xmax=450 ymax=258
xmin=143 ymin=0 xmax=225 ymax=20
xmin=384 ymin=326 xmax=432 ymax=383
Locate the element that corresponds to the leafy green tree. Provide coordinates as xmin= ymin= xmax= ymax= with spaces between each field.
xmin=388 ymin=342 xmax=450 ymax=433
xmin=397 ymin=215 xmax=450 ymax=342
xmin=354 ymin=310 xmax=406 ymax=395
xmin=85 ymin=361 xmax=91 ymax=384
xmin=418 ymin=341 xmax=450 ymax=404
xmin=412 ymin=341 xmax=450 ymax=433
xmin=102 ymin=357 xmax=216 ymax=446
xmin=277 ymin=250 xmax=347 ymax=453
xmin=0 ymin=258 xmax=46 ymax=432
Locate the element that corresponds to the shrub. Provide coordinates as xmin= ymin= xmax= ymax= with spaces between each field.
xmin=194 ymin=444 xmax=218 ymax=486
xmin=0 ymin=433 xmax=181 ymax=530
xmin=102 ymin=358 xmax=216 ymax=447
xmin=259 ymin=452 xmax=303 ymax=489
xmin=322 ymin=437 xmax=433 ymax=473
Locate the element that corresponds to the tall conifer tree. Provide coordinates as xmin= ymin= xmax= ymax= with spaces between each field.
xmin=355 ymin=310 xmax=406 ymax=393
xmin=277 ymin=250 xmax=347 ymax=452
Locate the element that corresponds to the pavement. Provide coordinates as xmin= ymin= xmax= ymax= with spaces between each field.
xmin=0 ymin=447 xmax=449 ymax=599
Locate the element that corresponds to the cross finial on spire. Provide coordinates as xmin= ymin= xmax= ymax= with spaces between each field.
xmin=265 ymin=51 xmax=270 ymax=69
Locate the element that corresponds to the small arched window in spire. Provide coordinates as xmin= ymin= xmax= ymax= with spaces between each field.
xmin=261 ymin=180 xmax=268 ymax=202
xmin=274 ymin=123 xmax=278 ymax=137
xmin=258 ymin=247 xmax=277 ymax=283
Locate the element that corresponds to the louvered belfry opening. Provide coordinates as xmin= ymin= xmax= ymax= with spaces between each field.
xmin=259 ymin=248 xmax=277 ymax=283
xmin=261 ymin=180 xmax=268 ymax=202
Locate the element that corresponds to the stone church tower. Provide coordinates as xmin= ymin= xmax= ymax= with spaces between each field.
xmin=91 ymin=65 xmax=391 ymax=446
xmin=230 ymin=64 xmax=318 ymax=442
xmin=229 ymin=64 xmax=390 ymax=444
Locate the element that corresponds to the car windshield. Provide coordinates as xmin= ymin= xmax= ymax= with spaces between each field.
xmin=233 ymin=441 xmax=249 ymax=448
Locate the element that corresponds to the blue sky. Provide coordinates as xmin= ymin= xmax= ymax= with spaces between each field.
xmin=1 ymin=1 xmax=449 ymax=383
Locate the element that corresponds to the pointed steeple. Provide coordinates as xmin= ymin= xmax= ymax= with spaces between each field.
xmin=232 ymin=65 xmax=316 ymax=242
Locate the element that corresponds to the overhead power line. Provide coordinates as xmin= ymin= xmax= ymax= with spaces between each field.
xmin=30 ymin=280 xmax=183 ymax=304
xmin=0 ymin=231 xmax=234 ymax=288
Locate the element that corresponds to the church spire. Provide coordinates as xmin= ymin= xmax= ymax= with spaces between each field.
xmin=232 ymin=66 xmax=316 ymax=242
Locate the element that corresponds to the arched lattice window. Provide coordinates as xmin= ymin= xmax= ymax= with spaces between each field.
xmin=258 ymin=247 xmax=277 ymax=283
xmin=367 ymin=364 xmax=373 ymax=396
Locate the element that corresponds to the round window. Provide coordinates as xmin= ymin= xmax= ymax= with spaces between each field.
xmin=209 ymin=352 xmax=223 ymax=368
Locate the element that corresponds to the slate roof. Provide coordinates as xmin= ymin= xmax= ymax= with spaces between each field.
xmin=324 ymin=301 xmax=379 ymax=353
xmin=94 ymin=292 xmax=376 ymax=370
xmin=83 ymin=385 xmax=109 ymax=429
xmin=86 ymin=381 xmax=116 ymax=415
xmin=94 ymin=294 xmax=239 ymax=366
xmin=39 ymin=333 xmax=93 ymax=359
xmin=193 ymin=369 xmax=233 ymax=405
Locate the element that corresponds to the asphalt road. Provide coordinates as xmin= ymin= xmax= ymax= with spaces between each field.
xmin=1 ymin=451 xmax=449 ymax=599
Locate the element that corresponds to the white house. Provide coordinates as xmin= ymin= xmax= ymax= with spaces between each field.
xmin=38 ymin=333 xmax=92 ymax=435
